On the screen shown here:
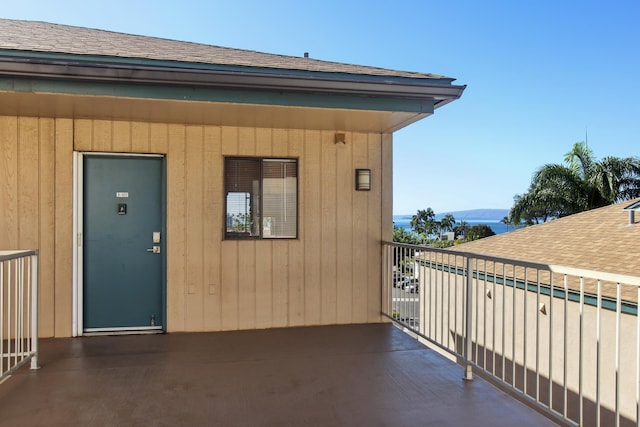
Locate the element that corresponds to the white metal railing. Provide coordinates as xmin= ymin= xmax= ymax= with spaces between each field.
xmin=1 ymin=250 xmax=39 ymax=383
xmin=382 ymin=241 xmax=640 ymax=427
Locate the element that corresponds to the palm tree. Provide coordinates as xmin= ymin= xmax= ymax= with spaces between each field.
xmin=439 ymin=213 xmax=456 ymax=234
xmin=500 ymin=215 xmax=510 ymax=231
xmin=410 ymin=208 xmax=438 ymax=239
xmin=594 ymin=156 xmax=640 ymax=202
xmin=453 ymin=220 xmax=469 ymax=239
xmin=510 ymin=185 xmax=577 ymax=224
xmin=510 ymin=142 xmax=640 ymax=224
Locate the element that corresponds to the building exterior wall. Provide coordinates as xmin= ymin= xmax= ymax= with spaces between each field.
xmin=0 ymin=115 xmax=393 ymax=337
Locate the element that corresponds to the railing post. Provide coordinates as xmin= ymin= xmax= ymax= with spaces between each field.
xmin=30 ymin=252 xmax=39 ymax=370
xmin=463 ymin=256 xmax=473 ymax=381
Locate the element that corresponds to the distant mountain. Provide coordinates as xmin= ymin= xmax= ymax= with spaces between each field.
xmin=393 ymin=208 xmax=510 ymax=222
xmin=435 ymin=209 xmax=509 ymax=222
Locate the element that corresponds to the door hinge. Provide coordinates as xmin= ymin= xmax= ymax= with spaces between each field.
xmin=77 ymin=232 xmax=82 ymax=247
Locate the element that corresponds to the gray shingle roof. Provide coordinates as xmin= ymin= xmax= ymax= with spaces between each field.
xmin=0 ymin=18 xmax=449 ymax=80
xmin=452 ymin=198 xmax=640 ymax=278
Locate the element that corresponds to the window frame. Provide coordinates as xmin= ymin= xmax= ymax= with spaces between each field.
xmin=224 ymin=156 xmax=298 ymax=240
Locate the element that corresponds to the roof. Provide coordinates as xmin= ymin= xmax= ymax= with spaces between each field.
xmin=452 ymin=198 xmax=640 ymax=277
xmin=0 ymin=19 xmax=465 ymax=132
xmin=0 ymin=19 xmax=450 ymax=82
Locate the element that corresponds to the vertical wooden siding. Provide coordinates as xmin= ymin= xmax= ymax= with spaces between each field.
xmin=1 ymin=116 xmax=388 ymax=336
xmin=0 ymin=116 xmax=65 ymax=337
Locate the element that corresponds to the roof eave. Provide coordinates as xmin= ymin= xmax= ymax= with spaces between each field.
xmin=0 ymin=54 xmax=466 ymax=106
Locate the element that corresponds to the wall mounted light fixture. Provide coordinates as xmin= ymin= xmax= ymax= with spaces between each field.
xmin=355 ymin=169 xmax=371 ymax=191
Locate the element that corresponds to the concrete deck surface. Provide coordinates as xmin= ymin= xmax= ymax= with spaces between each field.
xmin=0 ymin=323 xmax=558 ymax=426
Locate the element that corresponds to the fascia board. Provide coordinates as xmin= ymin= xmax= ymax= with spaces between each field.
xmin=0 ymin=55 xmax=465 ymax=106
xmin=0 ymin=76 xmax=436 ymax=114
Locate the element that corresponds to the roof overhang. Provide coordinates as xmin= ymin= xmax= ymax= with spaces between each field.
xmin=0 ymin=51 xmax=466 ymax=132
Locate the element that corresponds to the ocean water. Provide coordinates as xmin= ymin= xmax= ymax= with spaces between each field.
xmin=392 ymin=215 xmax=513 ymax=235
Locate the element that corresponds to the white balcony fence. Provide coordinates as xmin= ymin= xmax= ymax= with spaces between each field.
xmin=1 ymin=250 xmax=38 ymax=383
xmin=383 ymin=242 xmax=640 ymax=427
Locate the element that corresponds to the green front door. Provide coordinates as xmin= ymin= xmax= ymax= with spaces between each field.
xmin=83 ymin=155 xmax=165 ymax=332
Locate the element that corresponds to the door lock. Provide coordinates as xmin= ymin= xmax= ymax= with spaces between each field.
xmin=146 ymin=246 xmax=161 ymax=254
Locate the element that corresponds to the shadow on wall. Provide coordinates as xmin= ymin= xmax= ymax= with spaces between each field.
xmin=448 ymin=331 xmax=633 ymax=427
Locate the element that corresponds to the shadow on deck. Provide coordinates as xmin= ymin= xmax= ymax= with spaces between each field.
xmin=0 ymin=323 xmax=558 ymax=426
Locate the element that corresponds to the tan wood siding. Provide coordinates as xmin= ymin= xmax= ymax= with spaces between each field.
xmin=93 ymin=120 xmax=112 ymax=152
xmin=185 ymin=126 xmax=205 ymax=331
xmin=0 ymin=116 xmax=18 ymax=248
xmin=54 ymin=119 xmax=74 ymax=337
xmin=38 ymin=118 xmax=56 ymax=337
xmin=166 ymin=124 xmax=187 ymax=332
xmin=303 ymin=130 xmax=322 ymax=325
xmin=1 ymin=116 xmax=390 ymax=336
xmin=0 ymin=116 xmax=65 ymax=337
xmin=203 ymin=126 xmax=223 ymax=330
xmin=320 ymin=131 xmax=338 ymax=324
xmin=17 ymin=118 xmax=39 ymax=253
xmin=336 ymin=133 xmax=354 ymax=324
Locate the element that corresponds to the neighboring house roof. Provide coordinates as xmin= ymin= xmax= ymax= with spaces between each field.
xmin=452 ymin=198 xmax=640 ymax=277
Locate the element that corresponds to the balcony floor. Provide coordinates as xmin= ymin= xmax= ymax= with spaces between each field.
xmin=0 ymin=323 xmax=557 ymax=426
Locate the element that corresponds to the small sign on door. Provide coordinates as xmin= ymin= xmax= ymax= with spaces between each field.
xmin=116 ymin=192 xmax=129 ymax=198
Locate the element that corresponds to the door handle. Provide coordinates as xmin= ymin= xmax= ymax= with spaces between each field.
xmin=146 ymin=246 xmax=161 ymax=254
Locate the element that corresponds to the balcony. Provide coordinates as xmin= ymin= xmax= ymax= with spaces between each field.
xmin=1 ymin=323 xmax=555 ymax=426
xmin=383 ymin=242 xmax=640 ymax=427
xmin=3 ymin=242 xmax=638 ymax=426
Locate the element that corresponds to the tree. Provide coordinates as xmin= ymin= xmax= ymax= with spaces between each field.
xmin=410 ymin=208 xmax=438 ymax=238
xmin=595 ymin=156 xmax=640 ymax=202
xmin=392 ymin=225 xmax=421 ymax=245
xmin=465 ymin=224 xmax=496 ymax=241
xmin=439 ymin=213 xmax=456 ymax=234
xmin=500 ymin=215 xmax=511 ymax=231
xmin=453 ymin=220 xmax=469 ymax=239
xmin=510 ymin=190 xmax=567 ymax=225
xmin=510 ymin=142 xmax=640 ymax=224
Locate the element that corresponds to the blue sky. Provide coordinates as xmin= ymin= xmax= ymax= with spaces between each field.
xmin=4 ymin=1 xmax=639 ymax=214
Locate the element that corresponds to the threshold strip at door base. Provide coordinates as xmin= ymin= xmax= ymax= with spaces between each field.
xmin=83 ymin=326 xmax=164 ymax=336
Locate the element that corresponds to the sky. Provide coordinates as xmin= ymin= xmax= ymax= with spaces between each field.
xmin=4 ymin=1 xmax=639 ymax=214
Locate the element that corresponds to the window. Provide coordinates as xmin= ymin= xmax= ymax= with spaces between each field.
xmin=225 ymin=157 xmax=297 ymax=239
